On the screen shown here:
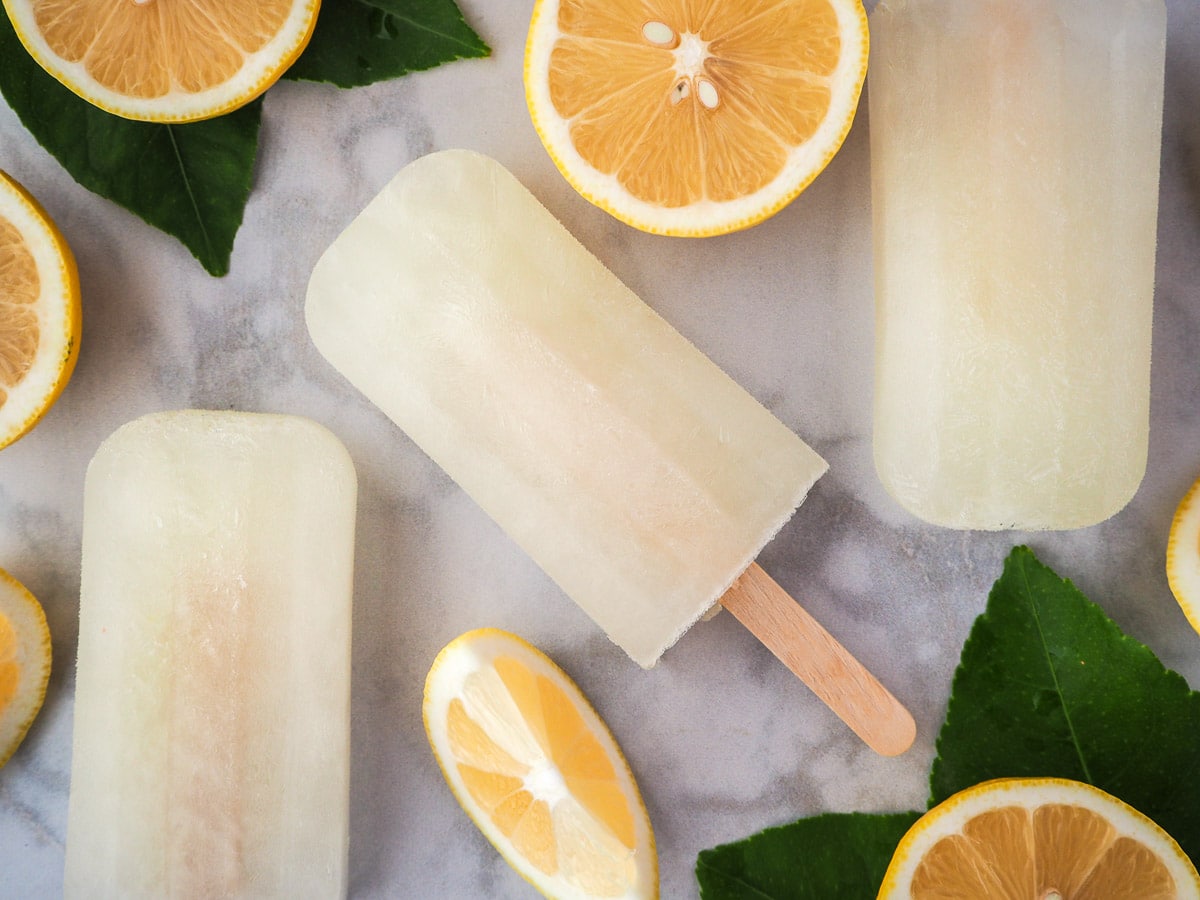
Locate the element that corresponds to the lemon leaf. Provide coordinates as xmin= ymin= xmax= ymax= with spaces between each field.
xmin=694 ymin=546 xmax=1200 ymax=896
xmin=696 ymin=812 xmax=919 ymax=900
xmin=285 ymin=0 xmax=489 ymax=88
xmin=0 ymin=11 xmax=259 ymax=277
xmin=0 ymin=1 xmax=486 ymax=276
xmin=930 ymin=545 xmax=1200 ymax=863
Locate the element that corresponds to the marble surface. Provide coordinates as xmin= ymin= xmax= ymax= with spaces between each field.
xmin=1 ymin=1 xmax=1199 ymax=897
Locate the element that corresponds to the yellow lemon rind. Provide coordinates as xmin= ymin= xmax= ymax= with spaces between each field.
xmin=423 ymin=627 xmax=658 ymax=900
xmin=0 ymin=567 xmax=52 ymax=769
xmin=0 ymin=170 xmax=81 ymax=451
xmin=1 ymin=0 xmax=321 ymax=124
xmin=1167 ymin=475 xmax=1200 ymax=637
xmin=523 ymin=0 xmax=869 ymax=237
xmin=877 ymin=777 xmax=1200 ymax=899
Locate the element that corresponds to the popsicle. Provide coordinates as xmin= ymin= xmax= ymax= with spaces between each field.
xmin=869 ymin=0 xmax=1166 ymax=529
xmin=306 ymin=149 xmax=913 ymax=756
xmin=64 ymin=410 xmax=357 ymax=898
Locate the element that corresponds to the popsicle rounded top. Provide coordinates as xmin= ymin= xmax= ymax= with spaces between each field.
xmin=83 ymin=410 xmax=358 ymax=527
xmin=306 ymin=149 xmax=828 ymax=668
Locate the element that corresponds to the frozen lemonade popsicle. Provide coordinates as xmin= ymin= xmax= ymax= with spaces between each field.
xmin=306 ymin=150 xmax=913 ymax=755
xmin=65 ymin=411 xmax=357 ymax=898
xmin=869 ymin=0 xmax=1166 ymax=530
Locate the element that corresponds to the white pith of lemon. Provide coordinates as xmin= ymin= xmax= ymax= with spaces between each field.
xmin=524 ymin=0 xmax=869 ymax=236
xmin=2 ymin=0 xmax=321 ymax=123
xmin=424 ymin=628 xmax=657 ymax=900
xmin=878 ymin=777 xmax=1200 ymax=899
xmin=0 ymin=169 xmax=80 ymax=451
xmin=1167 ymin=474 xmax=1200 ymax=637
xmin=0 ymin=567 xmax=52 ymax=768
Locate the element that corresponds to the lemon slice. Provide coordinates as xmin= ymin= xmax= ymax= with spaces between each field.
xmin=1167 ymin=474 xmax=1200 ymax=637
xmin=0 ymin=170 xmax=80 ymax=451
xmin=2 ymin=0 xmax=320 ymax=123
xmin=424 ymin=628 xmax=657 ymax=900
xmin=878 ymin=777 xmax=1200 ymax=899
xmin=524 ymin=0 xmax=869 ymax=236
xmin=0 ymin=567 xmax=52 ymax=768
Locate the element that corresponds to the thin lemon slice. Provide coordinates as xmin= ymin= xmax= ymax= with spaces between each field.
xmin=0 ymin=567 xmax=52 ymax=768
xmin=1167 ymin=474 xmax=1200 ymax=637
xmin=0 ymin=170 xmax=80 ymax=451
xmin=878 ymin=778 xmax=1200 ymax=899
xmin=524 ymin=0 xmax=869 ymax=236
xmin=424 ymin=628 xmax=657 ymax=900
xmin=2 ymin=0 xmax=320 ymax=123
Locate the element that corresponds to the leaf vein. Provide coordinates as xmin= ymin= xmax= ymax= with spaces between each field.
xmin=164 ymin=125 xmax=216 ymax=263
xmin=1019 ymin=557 xmax=1094 ymax=783
xmin=386 ymin=13 xmax=484 ymax=53
xmin=695 ymin=857 xmax=780 ymax=899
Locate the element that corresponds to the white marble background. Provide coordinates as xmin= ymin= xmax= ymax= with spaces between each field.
xmin=1 ymin=1 xmax=1198 ymax=897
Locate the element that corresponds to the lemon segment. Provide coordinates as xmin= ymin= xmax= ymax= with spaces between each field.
xmin=424 ymin=628 xmax=657 ymax=900
xmin=0 ymin=567 xmax=52 ymax=768
xmin=0 ymin=170 xmax=80 ymax=451
xmin=878 ymin=778 xmax=1200 ymax=899
xmin=1167 ymin=474 xmax=1200 ymax=637
xmin=524 ymin=0 xmax=869 ymax=236
xmin=2 ymin=0 xmax=320 ymax=123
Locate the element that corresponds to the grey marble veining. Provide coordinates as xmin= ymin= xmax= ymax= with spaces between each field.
xmin=1 ymin=1 xmax=1198 ymax=897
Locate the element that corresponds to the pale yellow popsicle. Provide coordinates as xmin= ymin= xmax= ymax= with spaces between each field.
xmin=306 ymin=149 xmax=825 ymax=669
xmin=307 ymin=150 xmax=915 ymax=755
xmin=65 ymin=410 xmax=357 ymax=898
xmin=869 ymin=0 xmax=1165 ymax=529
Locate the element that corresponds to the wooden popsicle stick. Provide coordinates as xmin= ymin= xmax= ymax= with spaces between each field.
xmin=720 ymin=563 xmax=916 ymax=757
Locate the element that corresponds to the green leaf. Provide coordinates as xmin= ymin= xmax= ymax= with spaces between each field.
xmin=695 ymin=812 xmax=920 ymax=900
xmin=0 ymin=13 xmax=259 ymax=277
xmin=0 ymin=0 xmax=487 ymax=275
xmin=286 ymin=0 xmax=490 ymax=88
xmin=930 ymin=545 xmax=1200 ymax=863
xmin=694 ymin=546 xmax=1200 ymax=895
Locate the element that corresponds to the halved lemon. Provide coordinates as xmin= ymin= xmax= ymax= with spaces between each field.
xmin=878 ymin=778 xmax=1200 ymax=899
xmin=1167 ymin=474 xmax=1200 ymax=637
xmin=0 ymin=169 xmax=80 ymax=451
xmin=424 ymin=628 xmax=657 ymax=900
xmin=2 ymin=0 xmax=320 ymax=123
xmin=0 ymin=567 xmax=52 ymax=768
xmin=524 ymin=0 xmax=869 ymax=236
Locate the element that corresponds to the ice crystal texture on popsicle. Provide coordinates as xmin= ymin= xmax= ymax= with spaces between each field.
xmin=869 ymin=0 xmax=1166 ymax=529
xmin=307 ymin=150 xmax=826 ymax=667
xmin=65 ymin=410 xmax=357 ymax=899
